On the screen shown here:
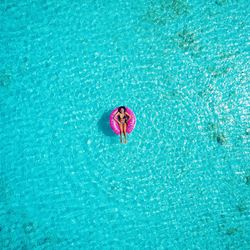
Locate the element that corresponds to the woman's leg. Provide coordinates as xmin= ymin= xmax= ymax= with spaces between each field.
xmin=119 ymin=123 xmax=123 ymax=143
xmin=123 ymin=123 xmax=127 ymax=143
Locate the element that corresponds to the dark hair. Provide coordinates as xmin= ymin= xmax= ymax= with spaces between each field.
xmin=118 ymin=106 xmax=126 ymax=112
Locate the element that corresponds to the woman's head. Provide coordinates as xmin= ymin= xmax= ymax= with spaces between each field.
xmin=118 ymin=106 xmax=126 ymax=113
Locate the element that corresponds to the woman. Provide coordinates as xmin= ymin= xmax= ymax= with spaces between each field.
xmin=113 ymin=106 xmax=131 ymax=144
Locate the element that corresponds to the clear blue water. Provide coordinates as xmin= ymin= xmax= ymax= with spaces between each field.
xmin=0 ymin=0 xmax=249 ymax=249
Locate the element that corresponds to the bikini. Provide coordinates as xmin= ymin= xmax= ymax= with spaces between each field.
xmin=118 ymin=114 xmax=127 ymax=124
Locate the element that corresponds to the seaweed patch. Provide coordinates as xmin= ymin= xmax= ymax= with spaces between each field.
xmin=245 ymin=176 xmax=250 ymax=186
xmin=245 ymin=128 xmax=250 ymax=136
xmin=0 ymin=70 xmax=11 ymax=87
xmin=143 ymin=6 xmax=168 ymax=25
xmin=171 ymin=0 xmax=190 ymax=15
xmin=175 ymin=28 xmax=202 ymax=56
xmin=215 ymin=0 xmax=228 ymax=6
xmin=23 ymin=222 xmax=36 ymax=234
xmin=207 ymin=65 xmax=231 ymax=78
xmin=215 ymin=133 xmax=227 ymax=145
xmin=226 ymin=227 xmax=239 ymax=236
xmin=36 ymin=234 xmax=61 ymax=246
xmin=236 ymin=202 xmax=247 ymax=214
xmin=143 ymin=0 xmax=191 ymax=25
xmin=208 ymin=122 xmax=228 ymax=145
xmin=215 ymin=0 xmax=241 ymax=7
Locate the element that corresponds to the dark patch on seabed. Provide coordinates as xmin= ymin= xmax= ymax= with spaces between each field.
xmin=23 ymin=222 xmax=36 ymax=234
xmin=215 ymin=133 xmax=227 ymax=145
xmin=36 ymin=233 xmax=62 ymax=248
xmin=226 ymin=227 xmax=239 ymax=236
xmin=218 ymin=217 xmax=242 ymax=237
xmin=175 ymin=28 xmax=202 ymax=56
xmin=245 ymin=128 xmax=250 ymax=136
xmin=215 ymin=0 xmax=234 ymax=6
xmin=143 ymin=0 xmax=191 ymax=25
xmin=236 ymin=202 xmax=248 ymax=214
xmin=206 ymin=64 xmax=232 ymax=78
xmin=171 ymin=0 xmax=190 ymax=15
xmin=245 ymin=176 xmax=250 ymax=186
xmin=207 ymin=122 xmax=228 ymax=145
xmin=0 ymin=69 xmax=11 ymax=87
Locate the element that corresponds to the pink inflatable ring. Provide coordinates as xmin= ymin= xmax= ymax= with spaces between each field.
xmin=110 ymin=107 xmax=136 ymax=135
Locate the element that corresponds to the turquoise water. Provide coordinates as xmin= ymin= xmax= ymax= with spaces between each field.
xmin=0 ymin=0 xmax=249 ymax=249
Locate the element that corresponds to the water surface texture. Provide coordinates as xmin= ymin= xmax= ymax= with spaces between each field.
xmin=0 ymin=0 xmax=249 ymax=249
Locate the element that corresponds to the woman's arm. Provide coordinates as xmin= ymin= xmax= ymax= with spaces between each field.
xmin=113 ymin=112 xmax=121 ymax=124
xmin=125 ymin=112 xmax=131 ymax=122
